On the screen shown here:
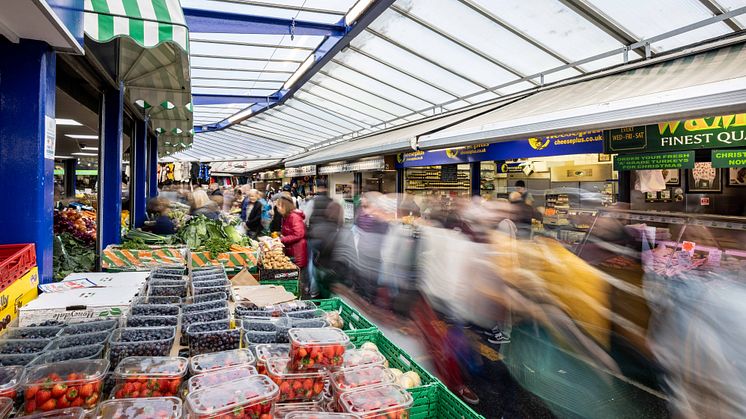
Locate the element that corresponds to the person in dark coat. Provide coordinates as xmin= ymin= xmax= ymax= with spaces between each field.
xmin=241 ymin=189 xmax=263 ymax=238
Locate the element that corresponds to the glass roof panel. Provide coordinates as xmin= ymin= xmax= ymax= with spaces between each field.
xmin=190 ymin=56 xmax=299 ymax=72
xmin=296 ymin=86 xmax=388 ymax=124
xmin=191 ymin=68 xmax=291 ymax=81
xmin=715 ymin=0 xmax=746 ymax=27
xmin=367 ymin=9 xmax=518 ymax=88
xmin=190 ymin=42 xmax=313 ymax=62
xmin=258 ymin=112 xmax=340 ymax=138
xmin=247 ymin=118 xmax=324 ymax=142
xmin=311 ymin=74 xmax=416 ymax=116
xmin=268 ymin=108 xmax=348 ymax=136
xmin=284 ymin=99 xmax=366 ymax=131
xmin=191 ymin=79 xmax=283 ymax=89
xmin=472 ymin=0 xmax=623 ymax=71
xmin=585 ymin=0 xmax=730 ymax=52
xmin=181 ymin=0 xmax=342 ymax=24
xmin=191 ymin=87 xmax=278 ymax=96
xmin=189 ymin=33 xmax=323 ymax=49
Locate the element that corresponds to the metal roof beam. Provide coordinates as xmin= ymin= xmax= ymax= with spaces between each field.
xmin=558 ymin=0 xmax=645 ymax=57
xmin=183 ymin=7 xmax=346 ymax=36
xmin=189 ymin=37 xmax=316 ymax=51
xmin=191 ymin=54 xmax=304 ymax=65
xmin=192 ymin=66 xmax=294 ymax=75
xmin=192 ymin=76 xmax=286 ymax=83
xmin=208 ymin=0 xmax=345 ymax=16
xmin=696 ymin=0 xmax=743 ymax=31
xmin=192 ymin=94 xmax=277 ymax=106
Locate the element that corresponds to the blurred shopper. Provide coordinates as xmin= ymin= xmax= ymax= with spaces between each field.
xmin=353 ymin=192 xmax=390 ymax=302
xmin=258 ymin=191 xmax=272 ymax=234
xmin=146 ymin=198 xmax=176 ymax=235
xmin=242 ymin=189 xmax=263 ymax=239
xmin=191 ymin=189 xmax=220 ymax=220
xmin=230 ymin=188 xmax=243 ymax=213
xmin=508 ymin=191 xmax=533 ymax=240
xmin=270 ymin=193 xmax=284 ymax=233
xmin=276 ymin=194 xmax=309 ymax=297
xmin=209 ymin=182 xmax=222 ymax=197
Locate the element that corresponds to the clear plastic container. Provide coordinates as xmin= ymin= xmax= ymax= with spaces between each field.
xmin=181 ymin=292 xmax=227 ymax=305
xmin=96 ymin=396 xmax=182 ymax=418
xmin=253 ymin=343 xmax=290 ymax=375
xmin=339 ymin=349 xmax=386 ymax=370
xmin=0 ymin=365 xmax=23 ymax=401
xmin=243 ymin=330 xmax=278 ymax=345
xmin=0 ymin=397 xmax=12 ymax=418
xmin=0 ymin=354 xmax=35 ymax=367
xmin=22 ymin=359 xmax=109 ymax=413
xmin=185 ymin=319 xmax=231 ymax=336
xmin=189 ymin=349 xmax=255 ymax=375
xmin=29 ymin=344 xmax=105 ymax=365
xmin=186 ymin=366 xmax=257 ymax=393
xmin=191 ymin=285 xmax=231 ymax=297
xmin=279 ymin=301 xmax=317 ymax=313
xmin=0 ymin=339 xmax=50 ymax=355
xmin=47 ymin=331 xmax=112 ymax=350
xmin=132 ymin=296 xmax=181 ymax=305
xmin=125 ymin=315 xmax=178 ymax=328
xmin=242 ymin=316 xmax=289 ymax=332
xmin=185 ymin=375 xmax=278 ymax=419
xmin=3 ymin=326 xmax=62 ymax=340
xmin=285 ymin=413 xmax=361 ymax=419
xmin=191 ymin=273 xmax=227 ymax=282
xmin=331 ymin=365 xmax=396 ymax=403
xmin=59 ymin=320 xmax=118 ymax=336
xmin=265 ymin=357 xmax=326 ymax=402
xmin=181 ymin=307 xmax=230 ymax=334
xmin=286 ymin=309 xmax=325 ymax=320
xmin=288 ymin=328 xmax=350 ymax=370
xmin=129 ymin=304 xmax=180 ymax=317
xmin=147 ymin=280 xmax=188 ymax=298
xmin=235 ymin=306 xmax=282 ymax=318
xmin=278 ymin=319 xmax=329 ymax=343
xmin=17 ymin=407 xmax=86 ymax=418
xmin=188 ymin=328 xmax=240 ymax=357
xmin=111 ymin=357 xmax=187 ymax=399
xmin=271 ymin=401 xmax=325 ymax=419
xmin=108 ymin=327 xmax=176 ymax=368
xmin=182 ymin=300 xmax=228 ymax=314
xmin=338 ymin=384 xmax=413 ymax=418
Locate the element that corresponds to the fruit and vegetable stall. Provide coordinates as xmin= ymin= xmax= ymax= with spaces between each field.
xmin=0 ymin=242 xmax=483 ymax=418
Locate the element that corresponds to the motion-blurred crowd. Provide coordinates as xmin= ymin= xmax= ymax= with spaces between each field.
xmin=148 ymin=181 xmax=746 ymax=419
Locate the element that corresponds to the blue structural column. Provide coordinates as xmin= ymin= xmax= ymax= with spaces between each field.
xmin=470 ymin=162 xmax=481 ymax=197
xmin=98 ymin=83 xmax=124 ymax=255
xmin=0 ymin=39 xmax=56 ymax=283
xmin=64 ymin=159 xmax=77 ymax=198
xmin=131 ymin=118 xmax=148 ymax=227
xmin=147 ymin=135 xmax=159 ymax=198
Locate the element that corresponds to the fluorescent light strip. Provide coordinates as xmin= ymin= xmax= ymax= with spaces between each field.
xmin=55 ymin=118 xmax=82 ymax=126
xmin=428 ymin=146 xmax=466 ymax=153
xmin=71 ymin=152 xmax=98 ymax=156
xmin=345 ymin=0 xmax=375 ymax=25
xmin=283 ymin=54 xmax=315 ymax=90
xmin=81 ymin=147 xmax=99 ymax=151
xmin=227 ymin=108 xmax=254 ymax=124
xmin=65 ymin=134 xmax=99 ymax=139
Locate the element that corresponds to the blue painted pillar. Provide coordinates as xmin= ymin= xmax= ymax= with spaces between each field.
xmin=0 ymin=39 xmax=56 ymax=283
xmin=147 ymin=135 xmax=159 ymax=199
xmin=64 ymin=159 xmax=77 ymax=198
xmin=98 ymin=83 xmax=124 ymax=254
xmin=131 ymin=118 xmax=148 ymax=227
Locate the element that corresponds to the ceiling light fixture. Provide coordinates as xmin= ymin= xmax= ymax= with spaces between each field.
xmin=81 ymin=146 xmax=99 ymax=151
xmin=54 ymin=155 xmax=74 ymax=159
xmin=71 ymin=152 xmax=98 ymax=156
xmin=65 ymin=134 xmax=99 ymax=139
xmin=428 ymin=146 xmax=466 ymax=153
xmin=345 ymin=0 xmax=375 ymax=25
xmin=55 ymin=118 xmax=82 ymax=126
xmin=227 ymin=108 xmax=254 ymax=124
xmin=282 ymin=54 xmax=315 ymax=90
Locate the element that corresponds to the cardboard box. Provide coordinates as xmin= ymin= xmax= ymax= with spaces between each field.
xmin=19 ymin=286 xmax=139 ymax=327
xmin=63 ymin=272 xmax=148 ymax=292
xmin=0 ymin=267 xmax=39 ymax=335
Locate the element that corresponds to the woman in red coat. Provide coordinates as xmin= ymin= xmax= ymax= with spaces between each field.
xmin=276 ymin=194 xmax=309 ymax=295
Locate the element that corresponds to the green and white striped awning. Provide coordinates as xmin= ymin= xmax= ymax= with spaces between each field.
xmin=84 ymin=0 xmax=192 ymax=154
xmin=84 ymin=0 xmax=188 ymax=51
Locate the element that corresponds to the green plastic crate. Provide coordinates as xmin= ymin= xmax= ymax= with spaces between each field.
xmin=312 ymin=298 xmax=377 ymax=335
xmin=410 ymin=383 xmax=484 ymax=419
xmin=261 ymin=279 xmax=299 ymax=296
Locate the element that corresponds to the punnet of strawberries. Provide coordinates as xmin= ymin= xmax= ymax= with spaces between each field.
xmin=288 ymin=328 xmax=350 ymax=371
xmin=112 ymin=356 xmax=188 ymax=399
xmin=185 ymin=375 xmax=279 ymax=419
xmin=266 ymin=357 xmax=326 ymax=403
xmin=22 ymin=359 xmax=109 ymax=414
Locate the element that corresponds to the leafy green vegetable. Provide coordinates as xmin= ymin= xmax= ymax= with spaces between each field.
xmin=53 ymin=233 xmax=95 ymax=281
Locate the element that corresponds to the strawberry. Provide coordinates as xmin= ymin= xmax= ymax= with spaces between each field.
xmin=51 ymin=383 xmax=67 ymax=398
xmin=35 ymin=389 xmax=51 ymax=405
xmin=70 ymin=397 xmax=84 ymax=407
xmin=65 ymin=387 xmax=78 ymax=401
xmin=25 ymin=385 xmax=39 ymax=400
xmin=84 ymin=393 xmax=98 ymax=408
xmin=56 ymin=395 xmax=71 ymax=409
xmin=39 ymin=399 xmax=57 ymax=412
xmin=24 ymin=400 xmax=36 ymax=414
xmin=79 ymin=383 xmax=93 ymax=398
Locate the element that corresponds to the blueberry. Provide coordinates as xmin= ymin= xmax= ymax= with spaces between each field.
xmin=130 ymin=304 xmax=180 ymax=317
xmin=188 ymin=329 xmax=240 ymax=356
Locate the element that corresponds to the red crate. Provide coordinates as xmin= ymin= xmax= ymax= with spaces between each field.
xmin=0 ymin=244 xmax=36 ymax=292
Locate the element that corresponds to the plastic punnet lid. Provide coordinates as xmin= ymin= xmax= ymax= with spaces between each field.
xmin=271 ymin=401 xmax=325 ymax=419
xmin=24 ymin=359 xmax=109 ymax=387
xmin=0 ymin=397 xmax=11 ymax=418
xmin=285 ymin=413 xmax=361 ymax=419
xmin=185 ymin=375 xmax=279 ymax=417
xmin=266 ymin=357 xmax=325 ymax=379
xmin=338 ymin=384 xmax=413 ymax=417
xmin=0 ymin=365 xmax=24 ymax=393
xmin=254 ymin=343 xmax=291 ymax=363
xmin=96 ymin=397 xmax=182 ymax=419
xmin=114 ymin=356 xmax=188 ymax=378
xmin=189 ymin=349 xmax=256 ymax=375
xmin=340 ymin=349 xmax=386 ymax=370
xmin=17 ymin=407 xmax=86 ymax=418
xmin=331 ymin=365 xmax=395 ymax=393
xmin=279 ymin=301 xmax=317 ymax=313
xmin=187 ymin=366 xmax=258 ymax=393
xmin=288 ymin=328 xmax=349 ymax=346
